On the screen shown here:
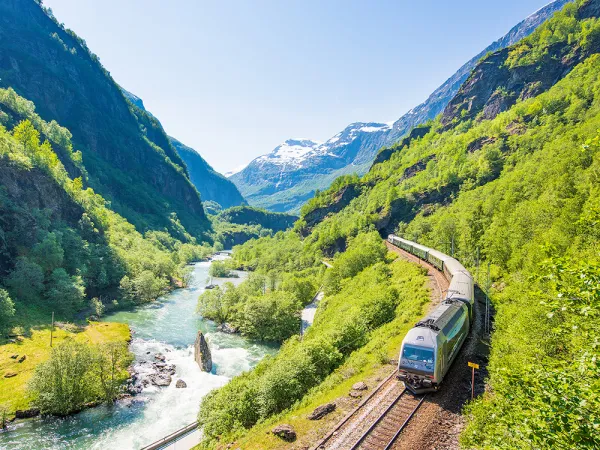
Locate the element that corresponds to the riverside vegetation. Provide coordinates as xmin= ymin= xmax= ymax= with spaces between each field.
xmin=0 ymin=87 xmax=214 ymax=418
xmin=196 ymin=2 xmax=600 ymax=448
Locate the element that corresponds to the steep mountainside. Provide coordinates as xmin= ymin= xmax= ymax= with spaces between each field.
xmin=230 ymin=0 xmax=572 ymax=213
xmin=230 ymin=124 xmax=390 ymax=212
xmin=0 ymin=0 xmax=209 ymax=237
xmin=169 ymin=137 xmax=246 ymax=209
xmin=199 ymin=2 xmax=600 ymax=448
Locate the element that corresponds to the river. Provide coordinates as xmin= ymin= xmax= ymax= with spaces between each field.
xmin=0 ymin=257 xmax=277 ymax=450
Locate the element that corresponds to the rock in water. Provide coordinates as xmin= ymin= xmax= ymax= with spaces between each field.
xmin=194 ymin=331 xmax=212 ymax=372
xmin=176 ymin=379 xmax=187 ymax=388
xmin=272 ymin=424 xmax=296 ymax=442
xmin=308 ymin=403 xmax=336 ymax=420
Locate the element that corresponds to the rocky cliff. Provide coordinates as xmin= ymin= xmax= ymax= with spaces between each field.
xmin=441 ymin=1 xmax=600 ymax=128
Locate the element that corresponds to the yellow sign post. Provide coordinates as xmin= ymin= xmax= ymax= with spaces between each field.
xmin=468 ymin=362 xmax=479 ymax=399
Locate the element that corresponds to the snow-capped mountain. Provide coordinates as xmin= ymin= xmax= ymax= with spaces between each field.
xmin=230 ymin=0 xmax=571 ymax=213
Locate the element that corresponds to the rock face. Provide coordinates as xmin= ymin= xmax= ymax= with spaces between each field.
xmin=216 ymin=323 xmax=239 ymax=334
xmin=272 ymin=424 xmax=296 ymax=442
xmin=194 ymin=331 xmax=212 ymax=372
xmin=229 ymin=1 xmax=569 ymax=213
xmin=441 ymin=2 xmax=600 ymax=129
xmin=308 ymin=403 xmax=336 ymax=420
xmin=302 ymin=184 xmax=361 ymax=232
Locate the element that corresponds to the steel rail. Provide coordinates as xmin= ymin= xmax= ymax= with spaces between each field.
xmin=311 ymin=371 xmax=399 ymax=450
xmin=383 ymin=394 xmax=427 ymax=450
xmin=349 ymin=388 xmax=408 ymax=449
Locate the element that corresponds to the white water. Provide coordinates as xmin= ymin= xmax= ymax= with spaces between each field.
xmin=0 ymin=258 xmax=276 ymax=450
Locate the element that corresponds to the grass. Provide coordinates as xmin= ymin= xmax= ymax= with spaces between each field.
xmin=0 ymin=319 xmax=130 ymax=417
xmin=198 ymin=257 xmax=430 ymax=449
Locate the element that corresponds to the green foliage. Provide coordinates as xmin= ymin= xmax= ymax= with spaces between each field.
xmin=209 ymin=260 xmax=233 ymax=278
xmin=0 ymin=289 xmax=15 ymax=332
xmin=0 ymin=91 xmax=210 ymax=321
xmin=323 ymin=231 xmax=388 ymax=294
xmin=28 ymin=339 xmax=132 ymax=416
xmin=198 ymin=256 xmax=427 ymax=444
xmin=299 ymin=174 xmax=360 ymax=219
xmin=237 ymin=291 xmax=300 ymax=342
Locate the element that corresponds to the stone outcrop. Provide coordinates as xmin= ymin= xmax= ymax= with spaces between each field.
xmin=308 ymin=403 xmax=336 ymax=420
xmin=15 ymin=408 xmax=40 ymax=419
xmin=272 ymin=424 xmax=296 ymax=442
xmin=352 ymin=381 xmax=368 ymax=391
xmin=194 ymin=331 xmax=212 ymax=372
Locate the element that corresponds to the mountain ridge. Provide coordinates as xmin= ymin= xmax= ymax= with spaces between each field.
xmin=230 ymin=0 xmax=573 ymax=213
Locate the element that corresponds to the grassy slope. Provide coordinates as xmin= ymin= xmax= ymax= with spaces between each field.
xmin=0 ymin=315 xmax=130 ymax=416
xmin=199 ymin=257 xmax=429 ymax=449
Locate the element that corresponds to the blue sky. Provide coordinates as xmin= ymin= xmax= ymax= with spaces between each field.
xmin=44 ymin=0 xmax=554 ymax=173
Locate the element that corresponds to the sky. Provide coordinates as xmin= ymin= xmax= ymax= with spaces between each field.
xmin=44 ymin=0 xmax=554 ymax=173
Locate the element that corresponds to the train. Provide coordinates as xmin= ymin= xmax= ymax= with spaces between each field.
xmin=387 ymin=235 xmax=474 ymax=394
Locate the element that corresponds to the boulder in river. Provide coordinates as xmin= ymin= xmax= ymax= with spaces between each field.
xmin=176 ymin=379 xmax=187 ymax=388
xmin=308 ymin=402 xmax=336 ymax=420
xmin=194 ymin=331 xmax=212 ymax=372
xmin=154 ymin=353 xmax=166 ymax=362
xmin=150 ymin=373 xmax=172 ymax=387
xmin=272 ymin=424 xmax=296 ymax=442
xmin=216 ymin=323 xmax=238 ymax=334
xmin=15 ymin=408 xmax=40 ymax=419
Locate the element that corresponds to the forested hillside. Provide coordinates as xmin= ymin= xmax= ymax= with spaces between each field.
xmin=198 ymin=1 xmax=600 ymax=448
xmin=0 ymin=0 xmax=209 ymax=238
xmin=0 ymin=87 xmax=211 ymax=328
xmin=169 ymin=137 xmax=246 ymax=209
xmin=230 ymin=0 xmax=571 ymax=213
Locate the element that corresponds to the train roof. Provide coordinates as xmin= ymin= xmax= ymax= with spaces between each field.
xmin=403 ymin=326 xmax=437 ymax=348
xmin=418 ymin=301 xmax=467 ymax=334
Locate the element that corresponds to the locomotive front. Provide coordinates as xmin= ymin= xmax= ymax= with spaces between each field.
xmin=397 ymin=327 xmax=440 ymax=393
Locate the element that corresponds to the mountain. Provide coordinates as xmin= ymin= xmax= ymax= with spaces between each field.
xmin=230 ymin=123 xmax=391 ymax=212
xmin=119 ymin=89 xmax=246 ymax=210
xmin=0 ymin=0 xmax=209 ymax=238
xmin=230 ymin=0 xmax=572 ymax=213
xmin=169 ymin=137 xmax=246 ymax=209
xmin=201 ymin=1 xmax=600 ymax=447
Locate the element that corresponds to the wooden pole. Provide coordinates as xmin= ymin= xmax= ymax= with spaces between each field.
xmin=471 ymin=366 xmax=475 ymax=400
xmin=50 ymin=311 xmax=54 ymax=347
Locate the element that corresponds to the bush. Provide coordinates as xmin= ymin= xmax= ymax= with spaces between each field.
xmin=0 ymin=289 xmax=15 ymax=332
xmin=209 ymin=260 xmax=233 ymax=278
xmin=28 ymin=339 xmax=131 ymax=415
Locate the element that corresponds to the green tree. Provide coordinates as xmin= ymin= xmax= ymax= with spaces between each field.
xmin=94 ymin=342 xmax=132 ymax=403
xmin=31 ymin=232 xmax=64 ymax=273
xmin=5 ymin=257 xmax=44 ymax=303
xmin=12 ymin=119 xmax=40 ymax=154
xmin=45 ymin=268 xmax=85 ymax=312
xmin=29 ymin=339 xmax=95 ymax=416
xmin=0 ymin=289 xmax=15 ymax=332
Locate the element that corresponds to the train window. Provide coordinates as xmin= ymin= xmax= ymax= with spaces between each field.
xmin=402 ymin=345 xmax=434 ymax=364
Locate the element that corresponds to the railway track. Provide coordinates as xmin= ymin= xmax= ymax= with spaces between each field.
xmin=314 ymin=376 xmax=426 ymax=450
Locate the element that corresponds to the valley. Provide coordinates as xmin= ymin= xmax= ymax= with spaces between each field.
xmin=1 ymin=0 xmax=599 ymax=449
